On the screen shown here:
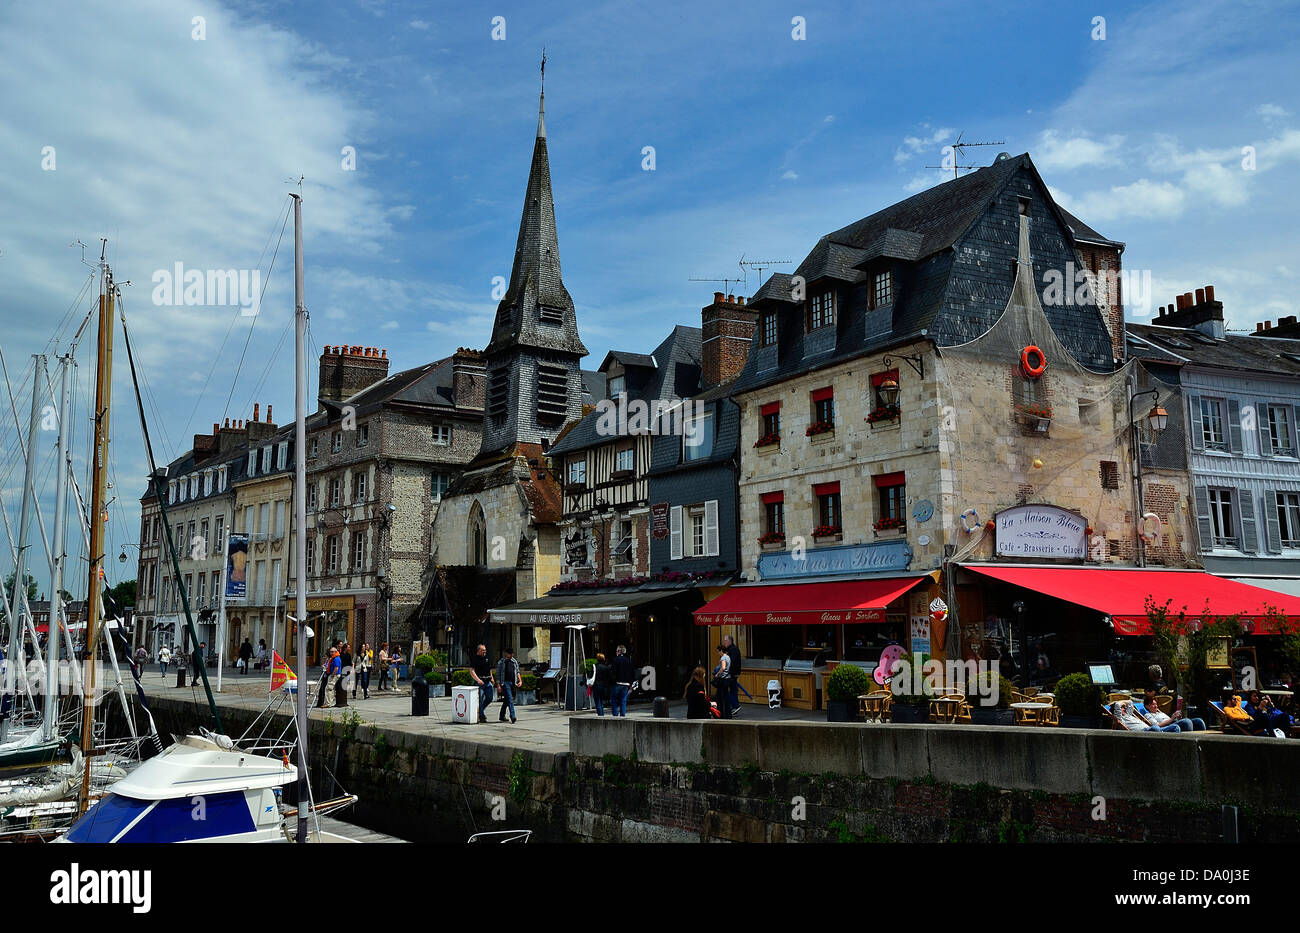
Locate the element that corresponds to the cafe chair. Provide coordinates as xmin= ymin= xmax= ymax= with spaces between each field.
xmin=860 ymin=691 xmax=892 ymax=723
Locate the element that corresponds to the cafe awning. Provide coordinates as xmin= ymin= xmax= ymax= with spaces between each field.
xmin=962 ymin=565 xmax=1300 ymax=635
xmin=692 ymin=576 xmax=926 ymax=626
xmin=489 ymin=589 xmax=687 ymax=626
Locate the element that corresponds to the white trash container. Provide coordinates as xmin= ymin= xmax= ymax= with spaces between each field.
xmin=451 ymin=685 xmax=480 ymax=724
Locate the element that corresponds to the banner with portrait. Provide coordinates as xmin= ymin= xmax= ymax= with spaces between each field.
xmin=225 ymin=533 xmax=249 ymax=598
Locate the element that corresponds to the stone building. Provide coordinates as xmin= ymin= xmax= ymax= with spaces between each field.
xmin=694 ymin=152 xmax=1239 ymax=704
xmin=432 ymin=88 xmax=592 ymax=665
xmin=290 ymin=344 xmax=484 ymax=668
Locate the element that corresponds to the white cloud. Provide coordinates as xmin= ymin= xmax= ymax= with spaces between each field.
xmin=409 ymin=19 xmax=430 ymax=30
xmin=781 ymin=170 xmax=798 ymax=180
xmin=1033 ymin=131 xmax=1125 ymax=171
xmin=1054 ymin=178 xmax=1186 ymax=223
xmin=1257 ymin=103 xmax=1289 ymax=119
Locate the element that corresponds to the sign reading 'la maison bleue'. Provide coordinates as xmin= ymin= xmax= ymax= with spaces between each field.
xmin=995 ymin=505 xmax=1087 ymax=559
xmin=757 ymin=539 xmax=913 ymax=580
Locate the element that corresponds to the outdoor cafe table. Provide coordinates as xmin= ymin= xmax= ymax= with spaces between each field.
xmin=1011 ymin=701 xmax=1052 ymax=726
xmin=929 ymin=697 xmax=962 ymax=724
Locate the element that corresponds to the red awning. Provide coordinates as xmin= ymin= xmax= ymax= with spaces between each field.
xmin=694 ymin=577 xmax=925 ymax=626
xmin=963 ymin=565 xmax=1300 ymax=635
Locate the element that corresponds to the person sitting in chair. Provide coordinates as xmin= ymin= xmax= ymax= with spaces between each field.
xmin=1141 ymin=689 xmax=1205 ymax=732
xmin=1110 ymin=699 xmax=1181 ymax=733
xmin=1244 ymin=690 xmax=1292 ymax=737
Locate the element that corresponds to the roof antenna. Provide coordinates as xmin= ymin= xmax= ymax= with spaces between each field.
xmin=925 ymin=131 xmax=1007 ymax=180
xmin=739 ymin=254 xmax=793 ymax=289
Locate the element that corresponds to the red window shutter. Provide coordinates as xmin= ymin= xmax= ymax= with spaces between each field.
xmin=760 ymin=401 xmax=781 ymax=416
xmin=870 ymin=369 xmax=899 ymax=387
xmin=811 ymin=387 xmax=834 ymax=403
xmin=873 ymin=471 xmax=906 ymax=488
xmin=812 ymin=481 xmax=840 ymax=496
xmin=760 ymin=491 xmax=785 ymax=505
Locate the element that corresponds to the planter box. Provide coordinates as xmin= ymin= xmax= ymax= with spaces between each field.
xmin=425 ymin=682 xmax=446 ymax=698
xmin=516 ymin=690 xmax=537 ymax=706
xmin=826 ymin=699 xmax=858 ymax=723
xmin=891 ymin=702 xmax=928 ymax=724
xmin=970 ymin=707 xmax=1013 ymax=726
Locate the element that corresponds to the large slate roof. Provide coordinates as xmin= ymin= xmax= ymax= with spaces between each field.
xmin=1128 ymin=323 xmax=1300 ymax=376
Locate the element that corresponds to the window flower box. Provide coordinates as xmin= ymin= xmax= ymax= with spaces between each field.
xmin=758 ymin=531 xmax=786 ymax=548
xmin=812 ymin=524 xmax=842 ymax=539
xmin=866 ymin=404 xmax=901 ymax=425
xmin=873 ymin=517 xmax=905 ymax=532
xmin=805 ymin=421 xmax=835 ymax=437
xmin=753 ymin=432 xmax=781 ymax=449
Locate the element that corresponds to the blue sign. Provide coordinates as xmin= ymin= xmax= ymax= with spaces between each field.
xmin=756 ymin=540 xmax=913 ymax=580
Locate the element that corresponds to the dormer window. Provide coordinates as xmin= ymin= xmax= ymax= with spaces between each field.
xmin=808 ymin=290 xmax=835 ymax=330
xmin=607 ymin=375 xmax=625 ymax=399
xmin=871 ymin=270 xmax=892 ymax=309
xmin=762 ymin=312 xmax=777 ymax=347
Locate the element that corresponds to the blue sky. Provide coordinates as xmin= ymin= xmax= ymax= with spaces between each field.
xmin=0 ymin=0 xmax=1297 ymax=593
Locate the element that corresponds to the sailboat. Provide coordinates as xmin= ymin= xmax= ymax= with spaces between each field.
xmin=60 ymin=194 xmax=355 ymax=843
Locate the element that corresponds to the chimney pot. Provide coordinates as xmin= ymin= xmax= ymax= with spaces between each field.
xmin=1257 ymin=323 xmax=1264 ymax=332
xmin=727 ymin=294 xmax=735 ymax=304
xmin=713 ymin=291 xmax=724 ymax=304
xmin=266 ymin=404 xmax=272 ymax=422
xmin=737 ymin=295 xmax=745 ymax=305
xmin=213 ymin=423 xmax=219 ymax=434
xmin=1205 ymin=285 xmax=1214 ymax=302
xmin=1195 ymin=288 xmax=1205 ymax=305
xmin=253 ymin=403 xmax=259 ymax=421
xmin=1183 ymin=292 xmax=1194 ymax=307
xmin=1265 ymin=321 xmax=1272 ymax=330
xmin=382 ymin=349 xmax=387 ymax=358
xmin=1175 ymin=294 xmax=1185 ymax=310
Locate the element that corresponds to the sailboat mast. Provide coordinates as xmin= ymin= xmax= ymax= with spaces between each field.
xmin=80 ymin=263 xmax=113 ymax=809
xmin=43 ymin=356 xmax=72 ymax=741
xmin=1 ymin=354 xmax=45 ymax=745
xmin=291 ymin=192 xmax=309 ymax=844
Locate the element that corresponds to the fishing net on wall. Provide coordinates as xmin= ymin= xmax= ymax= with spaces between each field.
xmin=934 ymin=214 xmax=1196 ymax=570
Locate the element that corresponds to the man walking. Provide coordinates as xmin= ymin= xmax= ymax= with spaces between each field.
xmin=158 ymin=644 xmax=171 ymax=678
xmin=723 ymin=634 xmax=742 ymax=717
xmin=496 ymin=646 xmax=521 ymax=723
xmin=611 ymin=645 xmax=636 ymax=717
xmin=470 ymin=643 xmax=494 ymax=724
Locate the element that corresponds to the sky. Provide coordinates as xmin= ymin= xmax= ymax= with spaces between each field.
xmin=0 ymin=0 xmax=1297 ymax=596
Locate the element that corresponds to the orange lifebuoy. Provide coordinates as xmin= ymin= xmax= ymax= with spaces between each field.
xmin=1021 ymin=345 xmax=1046 ymax=378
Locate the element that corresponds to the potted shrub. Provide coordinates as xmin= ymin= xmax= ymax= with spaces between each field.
xmin=450 ymin=669 xmax=475 ymax=688
xmin=825 ymin=664 xmax=870 ymax=722
xmin=1054 ymin=672 xmax=1104 ymax=728
xmin=969 ymin=670 xmax=1015 ymax=725
xmin=426 ymin=669 xmax=446 ymax=698
xmin=516 ymin=672 xmax=538 ymax=705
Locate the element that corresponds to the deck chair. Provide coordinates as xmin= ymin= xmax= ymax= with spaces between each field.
xmin=1210 ymin=700 xmax=1258 ymax=736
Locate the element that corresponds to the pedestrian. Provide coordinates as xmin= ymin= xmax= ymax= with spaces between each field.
xmin=238 ymin=639 xmax=254 ymax=675
xmin=593 ymin=652 xmax=614 ymax=716
xmin=712 ymin=644 xmax=731 ymax=720
xmin=193 ymin=642 xmax=206 ymax=677
xmin=354 ymin=642 xmax=372 ymax=699
xmin=470 ymin=644 xmax=494 ymax=723
xmin=377 ymin=643 xmax=390 ymax=691
xmin=497 ymin=646 xmax=521 ymax=723
xmin=684 ymin=666 xmax=711 ymax=719
xmin=723 ymin=634 xmax=742 ymax=718
xmin=133 ymin=645 xmax=148 ymax=673
xmin=316 ymin=648 xmax=340 ymax=709
xmin=158 ymin=644 xmax=171 ymax=678
xmin=340 ymin=642 xmax=354 ymax=695
xmin=389 ymin=646 xmax=403 ymax=687
xmin=611 ymin=645 xmax=636 ymax=717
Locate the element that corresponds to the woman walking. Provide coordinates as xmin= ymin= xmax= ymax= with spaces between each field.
xmin=354 ymin=642 xmax=372 ymax=699
xmin=377 ymin=643 xmax=390 ymax=691
xmin=712 ymin=644 xmax=732 ymax=720
xmin=593 ymin=652 xmax=614 ymax=716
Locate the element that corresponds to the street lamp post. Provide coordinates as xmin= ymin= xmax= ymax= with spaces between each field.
xmin=1128 ymin=387 xmax=1169 ymax=568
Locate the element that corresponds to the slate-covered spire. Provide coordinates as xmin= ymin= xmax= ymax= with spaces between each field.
xmin=484 ymin=77 xmax=586 ymax=358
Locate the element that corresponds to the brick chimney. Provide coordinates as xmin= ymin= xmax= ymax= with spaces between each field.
xmin=1151 ymin=284 xmax=1224 ymax=339
xmin=217 ymin=417 xmax=248 ymax=455
xmin=247 ymin=401 xmax=279 ymax=442
xmin=452 ymin=347 xmax=485 ymax=410
xmin=193 ymin=422 xmax=219 ymax=461
xmin=701 ymin=293 xmax=758 ymax=388
xmin=1252 ymin=314 xmax=1300 ymax=339
xmin=319 ymin=345 xmax=390 ymax=404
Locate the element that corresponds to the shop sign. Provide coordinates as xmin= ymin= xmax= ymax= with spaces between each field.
xmin=695 ymin=607 xmax=885 ymax=626
xmin=994 ymin=505 xmax=1086 ymax=559
xmin=306 ymin=595 xmax=355 ymax=612
xmin=651 ymin=503 xmax=670 ymax=540
xmin=756 ymin=540 xmax=912 ymax=580
xmin=491 ymin=608 xmax=631 ymax=626
xmin=910 ymin=615 xmax=931 ymax=655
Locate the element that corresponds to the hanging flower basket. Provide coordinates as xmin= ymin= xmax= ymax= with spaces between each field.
xmin=805 ymin=421 xmax=834 ymax=437
xmin=753 ymin=432 xmax=781 ymax=448
xmin=866 ymin=404 xmax=900 ymax=425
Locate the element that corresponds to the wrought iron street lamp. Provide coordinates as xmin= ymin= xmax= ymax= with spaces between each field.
xmin=1129 ymin=388 xmax=1168 ymax=567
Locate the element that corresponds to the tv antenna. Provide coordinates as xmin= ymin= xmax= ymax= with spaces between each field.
xmin=738 ymin=254 xmax=793 ymax=288
xmin=925 ymin=131 xmax=1006 ymax=180
xmin=688 ymin=272 xmax=747 ymax=295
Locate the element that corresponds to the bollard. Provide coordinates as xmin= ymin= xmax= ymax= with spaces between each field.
xmin=653 ymin=696 xmax=669 ymax=718
xmin=410 ymin=672 xmax=430 ymax=717
xmin=335 ymin=678 xmax=349 ymax=707
xmin=176 ymin=668 xmax=187 ymax=688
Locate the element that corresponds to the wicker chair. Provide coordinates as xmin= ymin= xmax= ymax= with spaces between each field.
xmin=860 ymin=691 xmax=893 ymax=723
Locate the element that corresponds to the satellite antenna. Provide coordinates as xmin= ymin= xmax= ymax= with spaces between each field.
xmin=925 ymin=131 xmax=1007 ymax=180
xmin=738 ymin=254 xmax=793 ymax=288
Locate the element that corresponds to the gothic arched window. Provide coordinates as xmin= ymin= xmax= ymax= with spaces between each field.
xmin=469 ymin=501 xmax=487 ymax=566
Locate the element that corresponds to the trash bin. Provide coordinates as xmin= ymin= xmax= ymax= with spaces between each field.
xmin=451 ymin=685 xmax=479 ymax=724
xmin=410 ymin=672 xmax=429 ymax=717
xmin=653 ymin=696 xmax=669 ymax=718
xmin=176 ymin=668 xmax=187 ymax=688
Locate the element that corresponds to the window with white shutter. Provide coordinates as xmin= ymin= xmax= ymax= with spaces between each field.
xmin=704 ymin=499 xmax=719 ymax=557
xmin=669 ymin=506 xmax=683 ymax=560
